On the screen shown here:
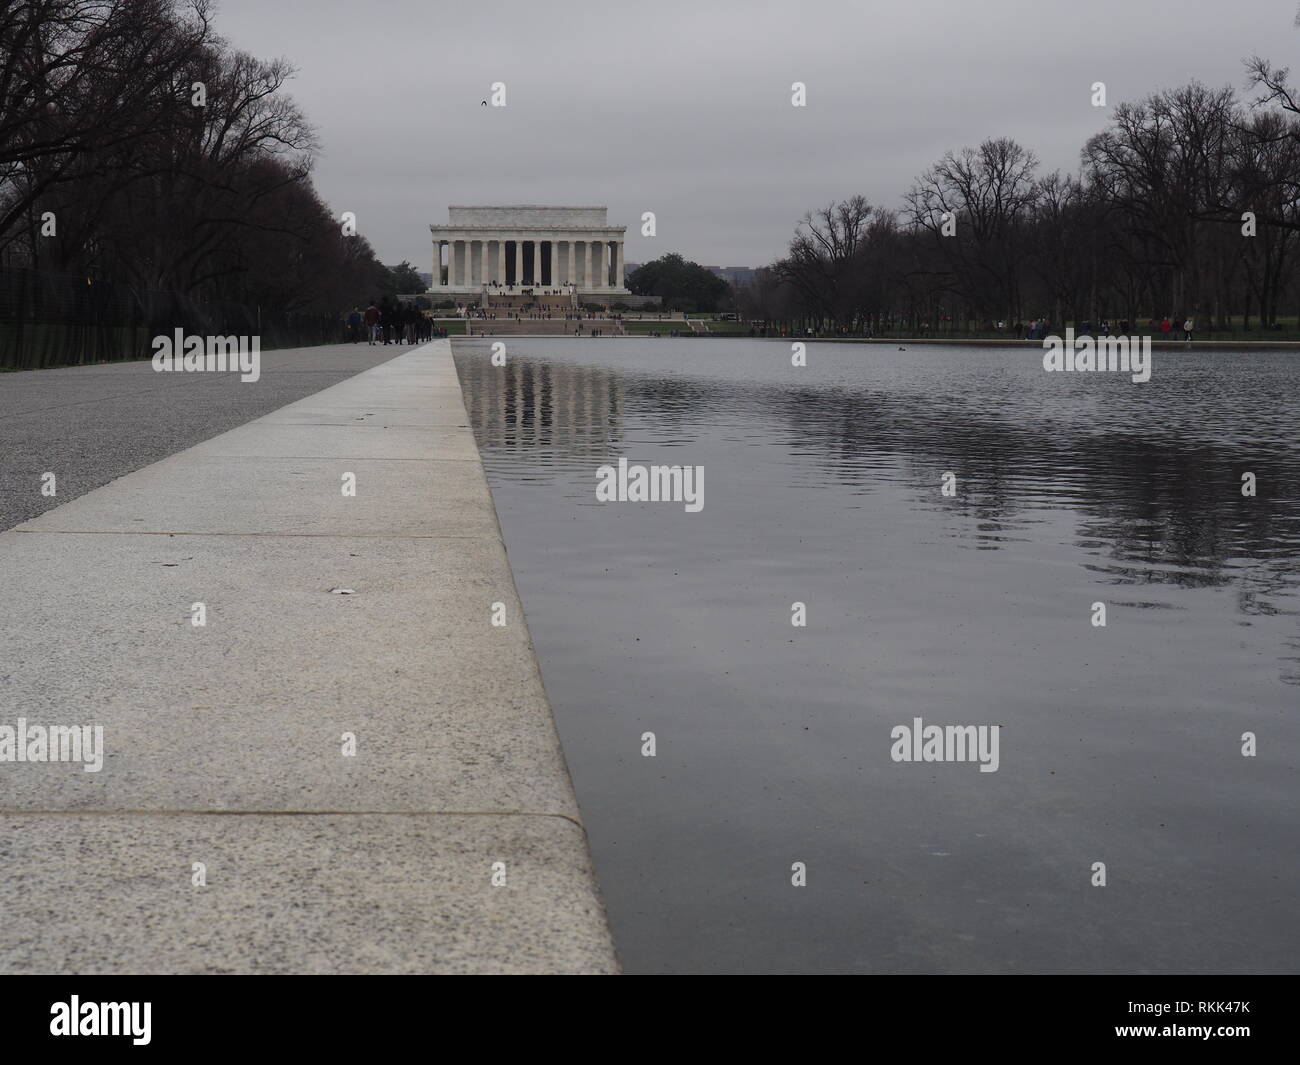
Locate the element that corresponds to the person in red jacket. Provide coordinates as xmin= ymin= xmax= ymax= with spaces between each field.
xmin=363 ymin=302 xmax=381 ymax=345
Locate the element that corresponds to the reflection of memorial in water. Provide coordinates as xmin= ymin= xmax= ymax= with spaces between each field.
xmin=457 ymin=349 xmax=624 ymax=466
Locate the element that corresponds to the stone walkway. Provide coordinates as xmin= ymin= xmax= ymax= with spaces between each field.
xmin=0 ymin=340 xmax=618 ymax=974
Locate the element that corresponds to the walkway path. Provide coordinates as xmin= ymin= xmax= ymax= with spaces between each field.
xmin=0 ymin=342 xmax=406 ymax=532
xmin=0 ymin=340 xmax=618 ymax=974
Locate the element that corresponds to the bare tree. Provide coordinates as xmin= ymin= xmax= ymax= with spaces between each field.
xmin=904 ymin=138 xmax=1039 ymax=324
xmin=1084 ymin=84 xmax=1239 ymax=316
xmin=0 ymin=0 xmax=214 ymax=244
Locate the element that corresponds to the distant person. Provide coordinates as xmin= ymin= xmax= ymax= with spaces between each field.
xmin=1159 ymin=316 xmax=1172 ymax=335
xmin=1183 ymin=317 xmax=1194 ymax=341
xmin=363 ymin=302 xmax=381 ymax=345
xmin=347 ymin=307 xmax=362 ymax=343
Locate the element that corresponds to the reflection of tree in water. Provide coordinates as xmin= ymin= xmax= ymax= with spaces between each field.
xmin=766 ymin=388 xmax=1300 ymax=686
xmin=454 ymin=346 xmax=1300 ymax=682
xmin=1280 ymin=636 xmax=1300 ymax=687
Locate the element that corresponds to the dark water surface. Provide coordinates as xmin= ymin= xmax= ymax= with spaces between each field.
xmin=453 ymin=338 xmax=1299 ymax=974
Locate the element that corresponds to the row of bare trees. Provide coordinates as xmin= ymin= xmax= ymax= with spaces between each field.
xmin=0 ymin=0 xmax=389 ymax=313
xmin=747 ymin=66 xmax=1300 ymax=336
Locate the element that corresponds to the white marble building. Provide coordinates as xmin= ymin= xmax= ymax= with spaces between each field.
xmin=430 ymin=205 xmax=629 ymax=299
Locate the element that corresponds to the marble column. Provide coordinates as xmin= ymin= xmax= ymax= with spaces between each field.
xmin=593 ymin=240 xmax=605 ymax=289
xmin=532 ymin=240 xmax=541 ymax=287
xmin=514 ymin=241 xmax=523 ymax=287
xmin=616 ymin=241 xmax=625 ymax=288
xmin=568 ymin=242 xmax=576 ymax=287
xmin=497 ymin=241 xmax=506 ymax=285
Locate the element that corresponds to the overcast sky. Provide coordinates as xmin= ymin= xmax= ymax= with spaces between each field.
xmin=213 ymin=0 xmax=1298 ymax=271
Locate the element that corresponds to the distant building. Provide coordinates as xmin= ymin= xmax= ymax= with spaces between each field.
xmin=429 ymin=205 xmax=630 ymax=298
xmin=705 ymin=266 xmax=757 ymax=287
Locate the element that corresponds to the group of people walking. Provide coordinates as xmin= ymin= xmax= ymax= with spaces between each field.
xmin=346 ymin=300 xmax=443 ymax=345
xmin=1019 ymin=316 xmax=1196 ymax=341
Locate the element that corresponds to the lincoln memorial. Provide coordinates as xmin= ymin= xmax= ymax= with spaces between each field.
xmin=430 ymin=205 xmax=630 ymax=301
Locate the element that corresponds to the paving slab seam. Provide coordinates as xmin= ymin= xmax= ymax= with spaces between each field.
xmin=0 ymin=808 xmax=588 ymax=829
xmin=13 ymin=528 xmax=507 ymax=542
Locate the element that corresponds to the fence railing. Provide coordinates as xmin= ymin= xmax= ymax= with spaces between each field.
xmin=0 ymin=268 xmax=343 ymax=371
